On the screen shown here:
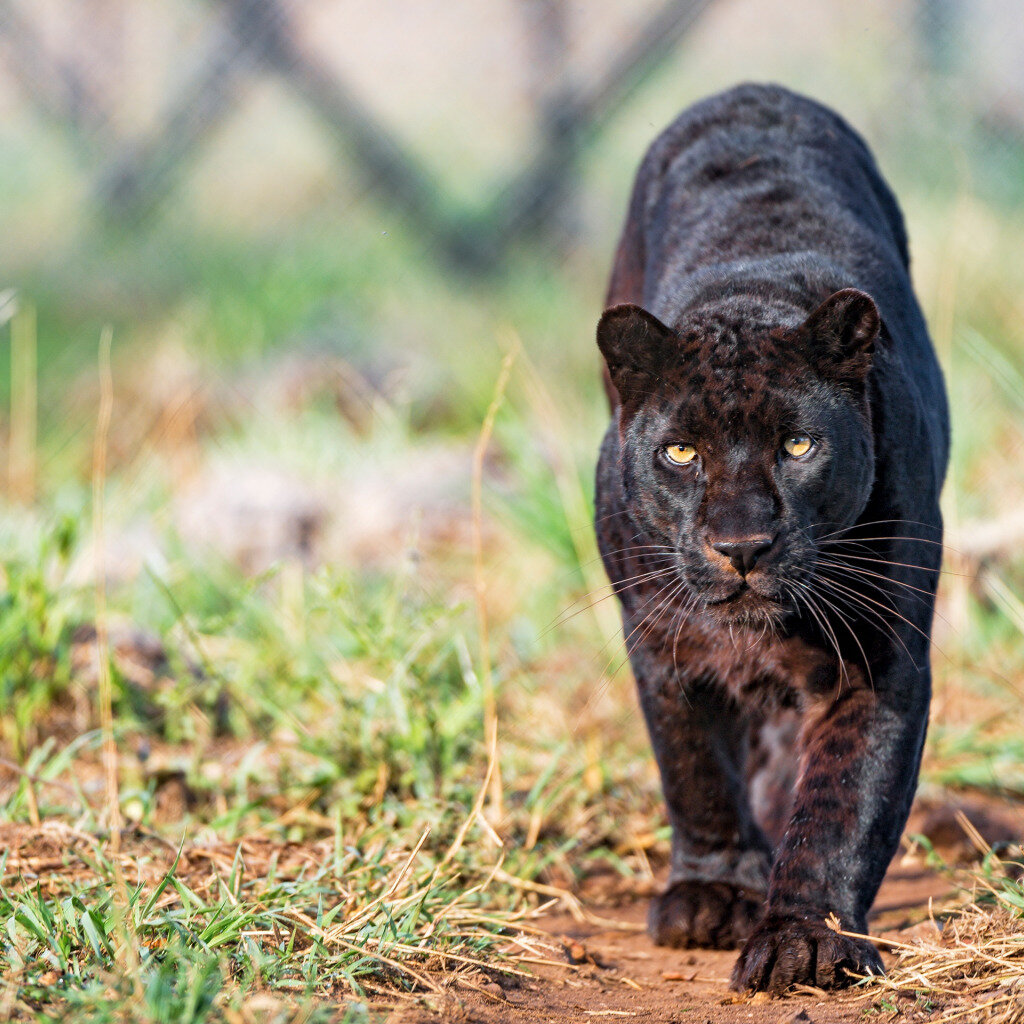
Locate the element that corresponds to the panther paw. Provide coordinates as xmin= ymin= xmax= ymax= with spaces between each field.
xmin=648 ymin=879 xmax=763 ymax=950
xmin=730 ymin=913 xmax=884 ymax=994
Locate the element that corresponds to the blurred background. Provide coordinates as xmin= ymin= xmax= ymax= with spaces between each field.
xmin=2 ymin=0 xmax=1024 ymax=542
xmin=4 ymin=0 xmax=1024 ymax=868
xmin=2 ymin=1 xmax=1024 ymax=1016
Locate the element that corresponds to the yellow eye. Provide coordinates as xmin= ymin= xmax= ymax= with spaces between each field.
xmin=783 ymin=434 xmax=814 ymax=459
xmin=664 ymin=444 xmax=698 ymax=465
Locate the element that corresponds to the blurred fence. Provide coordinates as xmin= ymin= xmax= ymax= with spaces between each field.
xmin=2 ymin=0 xmax=1022 ymax=280
xmin=0 ymin=0 xmax=1023 ymax=577
xmin=0 ymin=0 xmax=728 ymax=274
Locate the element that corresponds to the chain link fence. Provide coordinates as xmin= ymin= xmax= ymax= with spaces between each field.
xmin=1 ymin=0 xmax=1023 ymax=527
xmin=2 ymin=0 xmax=1022 ymax=275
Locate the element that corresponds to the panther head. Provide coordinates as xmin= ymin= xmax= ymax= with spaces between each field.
xmin=597 ymin=289 xmax=879 ymax=626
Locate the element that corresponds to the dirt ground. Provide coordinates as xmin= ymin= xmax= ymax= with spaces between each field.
xmin=384 ymin=866 xmax=946 ymax=1024
xmin=386 ymin=794 xmax=1024 ymax=1024
xmin=2 ymin=792 xmax=1020 ymax=1023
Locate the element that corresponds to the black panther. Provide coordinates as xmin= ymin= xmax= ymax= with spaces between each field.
xmin=593 ymin=83 xmax=948 ymax=994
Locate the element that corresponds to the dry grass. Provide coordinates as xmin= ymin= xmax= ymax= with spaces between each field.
xmin=863 ymin=897 xmax=1024 ymax=1023
xmin=3 ymin=19 xmax=1024 ymax=1018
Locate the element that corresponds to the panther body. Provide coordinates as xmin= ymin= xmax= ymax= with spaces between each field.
xmin=594 ymin=83 xmax=949 ymax=993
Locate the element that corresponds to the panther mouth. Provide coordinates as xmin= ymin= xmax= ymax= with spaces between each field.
xmin=703 ymin=579 xmax=787 ymax=625
xmin=705 ymin=579 xmax=771 ymax=604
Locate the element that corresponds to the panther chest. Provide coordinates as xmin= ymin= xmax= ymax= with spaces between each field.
xmin=622 ymin=585 xmax=839 ymax=711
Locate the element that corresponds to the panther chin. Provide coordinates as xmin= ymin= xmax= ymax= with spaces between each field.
xmin=703 ymin=580 xmax=787 ymax=630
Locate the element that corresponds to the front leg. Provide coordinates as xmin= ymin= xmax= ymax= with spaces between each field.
xmin=632 ymin=642 xmax=772 ymax=949
xmin=731 ymin=670 xmax=929 ymax=993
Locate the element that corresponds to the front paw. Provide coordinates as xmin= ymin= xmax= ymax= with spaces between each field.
xmin=730 ymin=914 xmax=884 ymax=994
xmin=649 ymin=880 xmax=763 ymax=950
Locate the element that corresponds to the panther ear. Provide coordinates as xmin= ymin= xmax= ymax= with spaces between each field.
xmin=597 ymin=304 xmax=676 ymax=407
xmin=802 ymin=288 xmax=880 ymax=383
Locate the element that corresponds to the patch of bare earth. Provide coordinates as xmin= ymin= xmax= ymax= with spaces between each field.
xmin=1 ymin=794 xmax=1020 ymax=1022
xmin=382 ymin=794 xmax=1024 ymax=1024
xmin=378 ymin=866 xmax=936 ymax=1024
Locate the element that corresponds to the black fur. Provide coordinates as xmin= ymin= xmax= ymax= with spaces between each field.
xmin=594 ymin=83 xmax=949 ymax=994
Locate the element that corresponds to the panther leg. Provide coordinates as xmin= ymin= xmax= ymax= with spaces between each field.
xmin=745 ymin=708 xmax=799 ymax=849
xmin=633 ymin=650 xmax=772 ymax=950
xmin=732 ymin=675 xmax=927 ymax=993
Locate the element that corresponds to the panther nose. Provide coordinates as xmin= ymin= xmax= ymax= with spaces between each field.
xmin=710 ymin=535 xmax=775 ymax=576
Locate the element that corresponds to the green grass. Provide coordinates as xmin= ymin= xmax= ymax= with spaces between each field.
xmin=4 ymin=23 xmax=1024 ymax=1020
xmin=1 ymin=307 xmax=1021 ymax=1018
xmin=0 ymin=390 xmax=660 ymax=1019
xmin=0 ymin=520 xmax=537 ymax=1020
xmin=4 ymin=193 xmax=1024 ymax=1018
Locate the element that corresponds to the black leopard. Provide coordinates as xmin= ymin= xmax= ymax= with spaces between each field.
xmin=594 ymin=83 xmax=949 ymax=994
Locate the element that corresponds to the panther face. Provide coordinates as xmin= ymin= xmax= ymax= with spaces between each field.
xmin=598 ymin=289 xmax=878 ymax=627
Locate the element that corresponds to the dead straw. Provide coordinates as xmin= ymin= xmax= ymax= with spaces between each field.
xmin=470 ymin=343 xmax=518 ymax=825
xmin=8 ymin=301 xmax=37 ymax=503
xmin=92 ymin=327 xmax=119 ymax=851
xmin=839 ymin=895 xmax=1024 ymax=1024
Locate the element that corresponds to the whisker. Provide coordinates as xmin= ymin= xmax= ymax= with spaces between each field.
xmin=563 ymin=544 xmax=677 ymax=577
xmin=546 ymin=565 xmax=678 ymax=637
xmin=815 ymin=557 xmax=940 ymax=604
xmin=747 ymin=616 xmax=771 ymax=652
xmin=544 ymin=584 xmax=645 ymax=637
xmin=606 ymin=576 xmax=690 ymax=676
xmin=804 ymin=588 xmax=852 ymax=692
xmin=631 ymin=577 xmax=690 ymax=653
xmin=813 ymin=556 xmax=958 ymax=638
xmin=819 ymin=535 xmax=945 ymax=548
xmin=790 ymin=579 xmax=874 ymax=691
xmin=810 ymin=574 xmax=924 ymax=665
xmin=570 ymin=572 xmax=685 ymax=729
xmin=815 ymin=571 xmax=934 ymax=631
xmin=599 ymin=544 xmax=680 ymax=557
xmin=564 ymin=553 xmax=686 ymax=726
xmin=813 ymin=566 xmax=930 ymax=635
xmin=671 ymin=588 xmax=702 ymax=684
xmin=816 ymin=537 xmax=894 ymax=561
xmin=820 ymin=551 xmax=971 ymax=579
xmin=598 ymin=571 xmax=686 ymax=666
xmin=813 ymin=517 xmax=944 ymax=543
xmin=552 ymin=562 xmax=677 ymax=617
xmin=786 ymin=581 xmax=850 ymax=691
xmin=814 ymin=582 xmax=922 ymax=669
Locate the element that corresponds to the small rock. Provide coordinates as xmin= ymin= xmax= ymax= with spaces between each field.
xmin=560 ymin=935 xmax=612 ymax=967
xmin=566 ymin=940 xmax=588 ymax=964
xmin=896 ymin=919 xmax=942 ymax=943
xmin=783 ymin=1010 xmax=813 ymax=1023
